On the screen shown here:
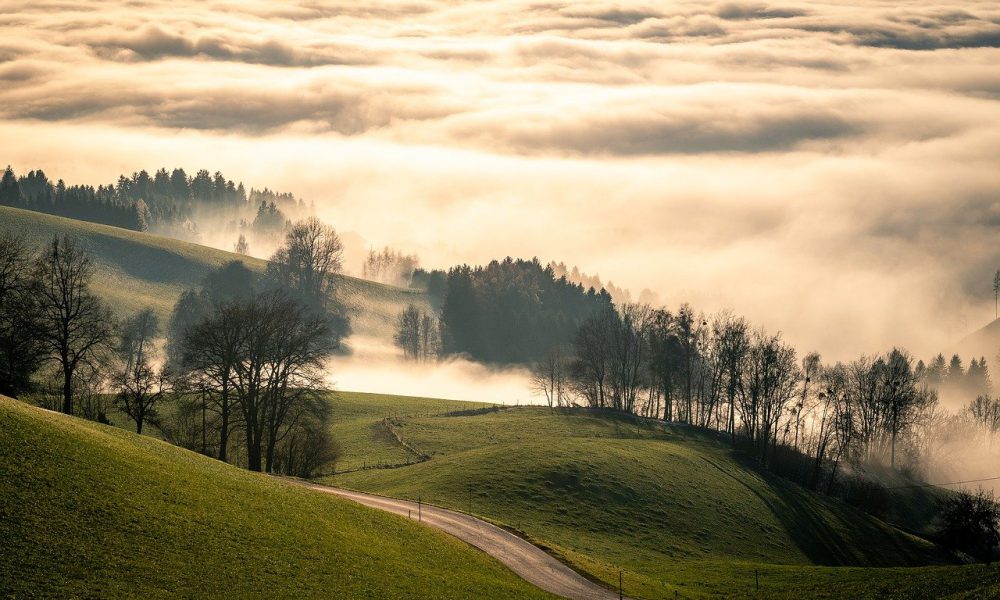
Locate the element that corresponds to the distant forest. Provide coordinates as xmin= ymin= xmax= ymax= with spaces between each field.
xmin=0 ymin=166 xmax=309 ymax=243
xmin=405 ymin=258 xmax=612 ymax=364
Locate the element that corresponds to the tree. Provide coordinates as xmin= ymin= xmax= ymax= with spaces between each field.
xmin=880 ymin=349 xmax=935 ymax=468
xmin=363 ymin=247 xmax=419 ymax=286
xmin=393 ymin=304 xmax=440 ymax=361
xmin=234 ymin=234 xmax=249 ymax=256
xmin=113 ymin=308 xmax=168 ymax=434
xmin=938 ymin=488 xmax=1000 ymax=563
xmin=0 ymin=231 xmax=44 ymax=396
xmin=532 ymin=346 xmax=569 ymax=408
xmin=266 ymin=217 xmax=343 ymax=312
xmin=170 ymin=260 xmax=256 ymax=461
xmin=969 ymin=395 xmax=1000 ymax=448
xmin=736 ymin=328 xmax=799 ymax=465
xmin=994 ymin=270 xmax=1000 ymax=320
xmin=570 ymin=305 xmax=617 ymax=408
xmin=395 ymin=305 xmax=422 ymax=359
xmin=794 ymin=352 xmax=822 ymax=451
xmin=33 ymin=236 xmax=114 ymax=415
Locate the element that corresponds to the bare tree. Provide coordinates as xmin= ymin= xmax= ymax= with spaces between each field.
xmin=234 ymin=234 xmax=249 ymax=256
xmin=178 ymin=301 xmax=246 ymax=461
xmin=228 ymin=290 xmax=334 ymax=472
xmin=363 ymin=246 xmax=419 ymax=286
xmin=532 ymin=346 xmax=569 ymax=408
xmin=969 ymin=395 xmax=1000 ymax=449
xmin=266 ymin=217 xmax=343 ymax=311
xmin=33 ymin=235 xmax=114 ymax=415
xmin=794 ymin=352 xmax=822 ymax=451
xmin=114 ymin=309 xmax=168 ymax=434
xmin=394 ymin=304 xmax=440 ymax=361
xmin=994 ymin=270 xmax=1000 ymax=320
xmin=736 ymin=328 xmax=799 ymax=465
xmin=571 ymin=305 xmax=617 ymax=408
xmin=0 ymin=230 xmax=44 ymax=396
xmin=609 ymin=303 xmax=653 ymax=413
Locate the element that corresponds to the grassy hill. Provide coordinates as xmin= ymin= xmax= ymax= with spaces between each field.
xmin=323 ymin=394 xmax=1000 ymax=599
xmin=0 ymin=395 xmax=556 ymax=599
xmin=0 ymin=205 xmax=431 ymax=338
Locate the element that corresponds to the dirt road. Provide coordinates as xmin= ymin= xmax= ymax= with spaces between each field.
xmin=301 ymin=483 xmax=627 ymax=600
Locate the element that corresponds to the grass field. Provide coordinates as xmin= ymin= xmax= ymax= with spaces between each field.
xmin=321 ymin=397 xmax=1000 ymax=599
xmin=1 ymin=206 xmax=431 ymax=338
xmin=0 ymin=395 xmax=557 ymax=599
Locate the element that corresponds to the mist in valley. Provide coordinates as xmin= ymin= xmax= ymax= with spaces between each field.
xmin=329 ymin=335 xmax=536 ymax=406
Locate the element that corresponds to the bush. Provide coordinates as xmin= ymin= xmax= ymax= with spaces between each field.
xmin=937 ymin=488 xmax=1000 ymax=563
xmin=276 ymin=419 xmax=342 ymax=478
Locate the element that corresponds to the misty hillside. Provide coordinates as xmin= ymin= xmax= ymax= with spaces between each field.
xmin=0 ymin=206 xmax=431 ymax=339
xmin=952 ymin=318 xmax=1000 ymax=366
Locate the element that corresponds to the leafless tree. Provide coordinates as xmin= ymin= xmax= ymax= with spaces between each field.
xmin=532 ymin=345 xmax=569 ymax=408
xmin=363 ymin=246 xmax=419 ymax=287
xmin=234 ymin=234 xmax=249 ymax=256
xmin=609 ymin=303 xmax=653 ymax=413
xmin=32 ymin=235 xmax=114 ymax=415
xmin=571 ymin=305 xmax=617 ymax=408
xmin=114 ymin=308 xmax=169 ymax=434
xmin=266 ymin=217 xmax=343 ymax=311
xmin=0 ymin=230 xmax=44 ymax=396
xmin=736 ymin=328 xmax=799 ymax=465
xmin=794 ymin=352 xmax=822 ymax=451
xmin=394 ymin=304 xmax=440 ymax=361
xmin=228 ymin=290 xmax=334 ymax=472
xmin=969 ymin=395 xmax=1000 ymax=449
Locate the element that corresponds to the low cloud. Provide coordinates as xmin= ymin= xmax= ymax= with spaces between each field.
xmin=3 ymin=0 xmax=1000 ymax=369
xmin=85 ymin=24 xmax=375 ymax=66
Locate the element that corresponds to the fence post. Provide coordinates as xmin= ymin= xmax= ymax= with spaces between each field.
xmin=755 ymin=568 xmax=759 ymax=592
xmin=619 ymin=570 xmax=622 ymax=600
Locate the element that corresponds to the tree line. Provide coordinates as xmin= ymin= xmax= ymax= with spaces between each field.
xmin=529 ymin=302 xmax=997 ymax=482
xmin=0 ymin=217 xmax=348 ymax=477
xmin=0 ymin=166 xmax=306 ymax=241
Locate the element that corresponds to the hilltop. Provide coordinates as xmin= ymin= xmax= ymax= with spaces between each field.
xmin=0 ymin=395 xmax=555 ymax=599
xmin=0 ymin=205 xmax=431 ymax=339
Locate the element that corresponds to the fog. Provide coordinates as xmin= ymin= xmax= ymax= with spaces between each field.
xmin=4 ymin=0 xmax=1000 ymax=364
xmin=329 ymin=335 xmax=537 ymax=405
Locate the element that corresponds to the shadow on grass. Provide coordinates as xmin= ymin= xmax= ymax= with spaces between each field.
xmin=703 ymin=455 xmax=954 ymax=568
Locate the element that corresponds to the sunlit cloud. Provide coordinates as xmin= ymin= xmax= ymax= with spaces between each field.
xmin=3 ymin=0 xmax=1000 ymax=364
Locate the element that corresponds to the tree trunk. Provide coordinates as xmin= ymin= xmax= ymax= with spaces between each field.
xmin=265 ymin=440 xmax=276 ymax=474
xmin=62 ymin=363 xmax=73 ymax=415
xmin=219 ymin=386 xmax=229 ymax=463
xmin=248 ymin=440 xmax=262 ymax=472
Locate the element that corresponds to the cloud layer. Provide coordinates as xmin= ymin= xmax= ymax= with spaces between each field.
xmin=4 ymin=0 xmax=1000 ymax=362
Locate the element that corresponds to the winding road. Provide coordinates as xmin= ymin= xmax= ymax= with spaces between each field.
xmin=298 ymin=482 xmax=627 ymax=600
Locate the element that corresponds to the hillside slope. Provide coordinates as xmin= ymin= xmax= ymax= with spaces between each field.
xmin=952 ymin=318 xmax=1000 ymax=366
xmin=0 ymin=396 xmax=554 ymax=599
xmin=323 ymin=401 xmax=1000 ymax=599
xmin=1 ymin=205 xmax=431 ymax=338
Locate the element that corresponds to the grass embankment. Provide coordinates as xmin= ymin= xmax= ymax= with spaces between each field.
xmin=0 ymin=395 xmax=556 ymax=599
xmin=322 ymin=396 xmax=1000 ymax=599
xmin=0 ymin=205 xmax=431 ymax=337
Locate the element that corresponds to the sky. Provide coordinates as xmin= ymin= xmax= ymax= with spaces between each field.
xmin=4 ymin=0 xmax=1000 ymax=361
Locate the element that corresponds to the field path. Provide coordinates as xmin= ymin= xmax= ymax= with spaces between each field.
xmin=299 ymin=482 xmax=628 ymax=600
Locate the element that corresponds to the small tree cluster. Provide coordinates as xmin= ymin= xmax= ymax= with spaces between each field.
xmin=394 ymin=304 xmax=441 ymax=361
xmin=363 ymin=247 xmax=419 ymax=287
